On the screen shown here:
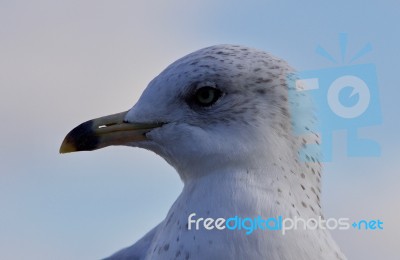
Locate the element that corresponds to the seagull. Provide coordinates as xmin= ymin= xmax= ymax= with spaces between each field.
xmin=60 ymin=44 xmax=346 ymax=260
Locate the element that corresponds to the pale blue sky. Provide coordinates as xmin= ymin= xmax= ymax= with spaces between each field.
xmin=1 ymin=1 xmax=399 ymax=259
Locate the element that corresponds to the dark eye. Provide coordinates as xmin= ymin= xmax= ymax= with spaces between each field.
xmin=193 ymin=87 xmax=222 ymax=107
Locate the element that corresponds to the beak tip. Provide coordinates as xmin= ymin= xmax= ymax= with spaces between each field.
xmin=59 ymin=141 xmax=77 ymax=154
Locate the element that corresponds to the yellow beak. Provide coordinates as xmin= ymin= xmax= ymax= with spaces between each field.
xmin=59 ymin=111 xmax=164 ymax=153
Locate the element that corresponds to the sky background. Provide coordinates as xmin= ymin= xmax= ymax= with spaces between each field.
xmin=1 ymin=0 xmax=399 ymax=259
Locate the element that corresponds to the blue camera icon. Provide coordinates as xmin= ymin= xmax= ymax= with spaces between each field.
xmin=288 ymin=64 xmax=381 ymax=161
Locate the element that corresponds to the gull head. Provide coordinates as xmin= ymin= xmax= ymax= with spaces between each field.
xmin=58 ymin=45 xmax=346 ymax=260
xmin=60 ymin=44 xmax=305 ymax=182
